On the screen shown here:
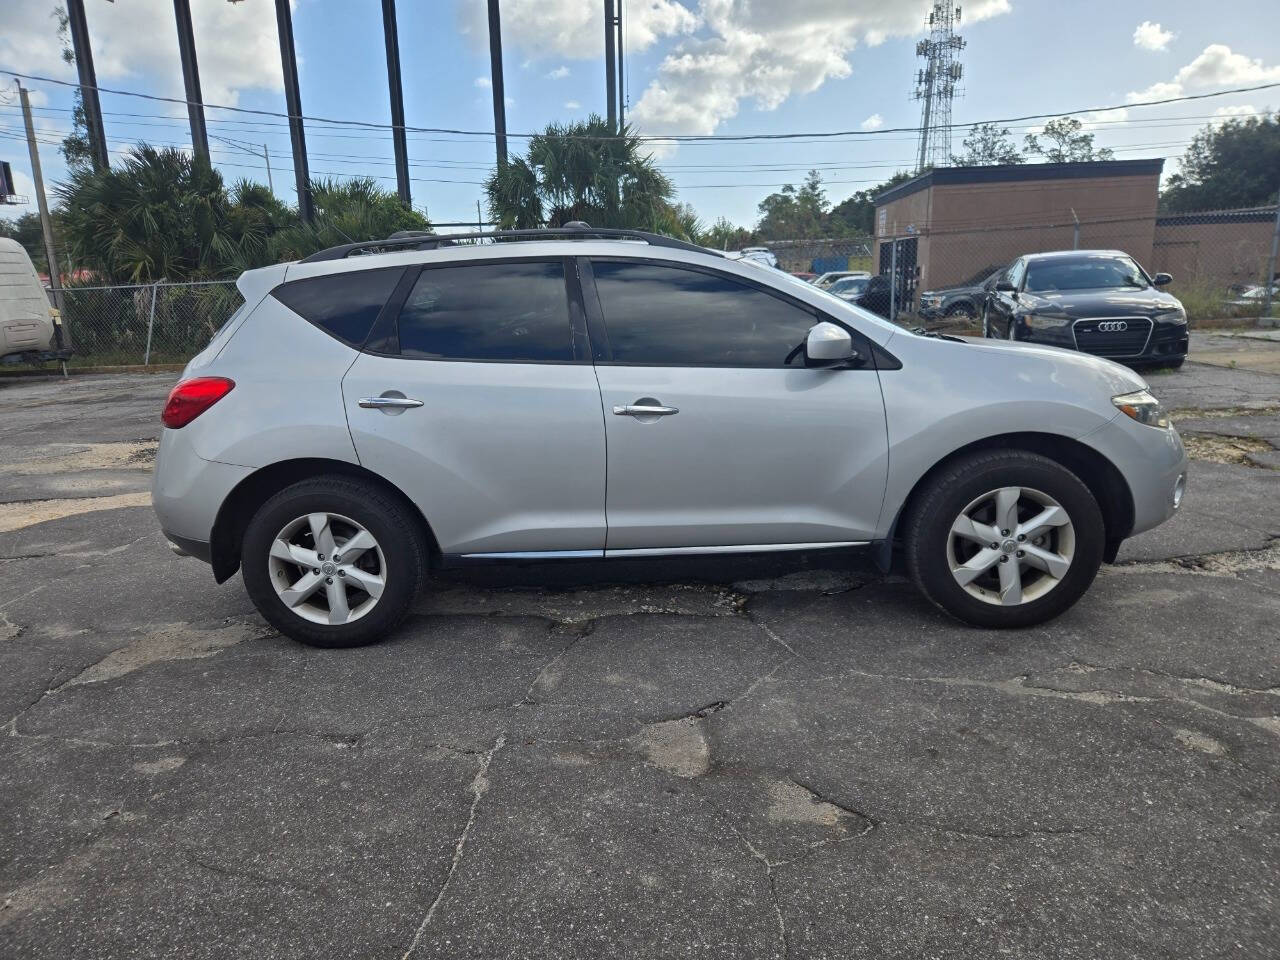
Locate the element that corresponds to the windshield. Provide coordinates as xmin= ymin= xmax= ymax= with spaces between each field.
xmin=829 ymin=278 xmax=869 ymax=295
xmin=1024 ymin=255 xmax=1149 ymax=293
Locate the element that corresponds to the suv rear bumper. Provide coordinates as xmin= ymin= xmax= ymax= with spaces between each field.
xmin=152 ymin=427 xmax=253 ymax=563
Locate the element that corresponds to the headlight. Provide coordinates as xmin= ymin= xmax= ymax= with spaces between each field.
xmin=1024 ymin=313 xmax=1071 ymax=329
xmin=1154 ymin=308 xmax=1187 ymax=325
xmin=1113 ymin=389 xmax=1170 ymax=429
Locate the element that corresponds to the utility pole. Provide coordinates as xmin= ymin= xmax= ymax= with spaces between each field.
xmin=274 ymin=0 xmax=312 ymax=221
xmin=616 ymin=0 xmax=625 ymax=129
xmin=381 ymin=0 xmax=411 ymax=206
xmin=604 ymin=0 xmax=617 ymax=131
xmin=65 ymin=0 xmax=109 ymax=171
xmin=172 ymin=0 xmax=209 ymax=162
xmin=487 ymin=0 xmax=508 ymax=167
xmin=262 ymin=144 xmax=274 ymax=193
xmin=19 ymin=82 xmax=66 ymax=358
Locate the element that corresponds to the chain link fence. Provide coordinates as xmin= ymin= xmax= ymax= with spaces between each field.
xmin=758 ymin=205 xmax=1279 ymax=330
xmin=54 ymin=280 xmax=242 ymax=366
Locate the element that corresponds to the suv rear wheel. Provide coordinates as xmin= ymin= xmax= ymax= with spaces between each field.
xmin=903 ymin=450 xmax=1105 ymax=628
xmin=241 ymin=476 xmax=428 ymax=647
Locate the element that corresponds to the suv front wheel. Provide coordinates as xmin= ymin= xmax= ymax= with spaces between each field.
xmin=904 ymin=451 xmax=1105 ymax=628
xmin=241 ymin=476 xmax=428 ymax=647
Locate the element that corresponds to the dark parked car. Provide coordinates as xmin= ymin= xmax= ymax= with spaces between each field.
xmin=918 ymin=264 xmax=1005 ymax=320
xmin=827 ymin=274 xmax=892 ymax=318
xmin=982 ymin=250 xmax=1188 ymax=369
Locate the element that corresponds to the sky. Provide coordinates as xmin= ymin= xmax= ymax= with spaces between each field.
xmin=1 ymin=0 xmax=1278 ymax=231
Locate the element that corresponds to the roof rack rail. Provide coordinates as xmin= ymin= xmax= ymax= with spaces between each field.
xmin=297 ymin=223 xmax=720 ymax=264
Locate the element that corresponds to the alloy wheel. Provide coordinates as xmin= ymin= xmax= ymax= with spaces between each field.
xmin=268 ymin=512 xmax=386 ymax=625
xmin=946 ymin=486 xmax=1075 ymax=606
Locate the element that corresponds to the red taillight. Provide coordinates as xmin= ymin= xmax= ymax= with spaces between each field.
xmin=162 ymin=376 xmax=235 ymax=429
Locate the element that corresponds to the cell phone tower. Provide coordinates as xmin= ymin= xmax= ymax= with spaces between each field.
xmin=912 ymin=3 xmax=965 ymax=172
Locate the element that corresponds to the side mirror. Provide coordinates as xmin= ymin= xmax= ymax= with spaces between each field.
xmin=805 ymin=321 xmax=857 ymax=367
xmin=1153 ymin=272 xmax=1173 ymax=287
xmin=995 ymin=280 xmax=1016 ymax=292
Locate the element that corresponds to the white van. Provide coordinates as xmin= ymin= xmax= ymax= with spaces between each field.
xmin=0 ymin=237 xmax=67 ymax=364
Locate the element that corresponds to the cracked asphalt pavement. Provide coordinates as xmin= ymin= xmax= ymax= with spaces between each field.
xmin=2 ymin=337 xmax=1278 ymax=959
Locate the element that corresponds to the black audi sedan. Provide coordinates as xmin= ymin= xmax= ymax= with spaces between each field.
xmin=981 ymin=250 xmax=1189 ymax=368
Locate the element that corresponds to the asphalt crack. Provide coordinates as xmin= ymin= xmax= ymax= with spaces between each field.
xmin=399 ymin=733 xmax=506 ymax=960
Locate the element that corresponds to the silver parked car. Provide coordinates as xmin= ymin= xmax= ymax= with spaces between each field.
xmin=153 ymin=227 xmax=1188 ymax=647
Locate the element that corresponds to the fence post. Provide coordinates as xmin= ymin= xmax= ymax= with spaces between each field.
xmin=143 ymin=282 xmax=158 ymax=365
xmin=1263 ymin=190 xmax=1280 ymax=326
xmin=889 ymin=238 xmax=898 ymax=322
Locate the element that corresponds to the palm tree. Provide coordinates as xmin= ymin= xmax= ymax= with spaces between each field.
xmin=267 ymin=178 xmax=431 ymax=262
xmin=56 ymin=145 xmax=262 ymax=282
xmin=485 ymin=115 xmax=683 ymax=234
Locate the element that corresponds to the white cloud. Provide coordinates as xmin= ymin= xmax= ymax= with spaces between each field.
xmin=459 ymin=0 xmax=696 ymax=60
xmin=1176 ymin=43 xmax=1280 ymax=87
xmin=0 ymin=0 xmax=285 ymax=111
xmin=546 ymin=65 xmax=570 ymax=79
xmin=1133 ymin=21 xmax=1173 ymax=52
xmin=631 ymin=0 xmax=1011 ymax=137
xmin=860 ymin=113 xmax=883 ymax=130
xmin=475 ymin=76 xmax=492 ymax=88
xmin=1126 ymin=44 xmax=1280 ymax=106
xmin=564 ymin=100 xmax=582 ymax=110
xmin=1213 ymin=104 xmax=1257 ymax=122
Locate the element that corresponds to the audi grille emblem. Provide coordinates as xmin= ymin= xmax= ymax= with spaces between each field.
xmin=1094 ymin=321 xmax=1129 ymax=333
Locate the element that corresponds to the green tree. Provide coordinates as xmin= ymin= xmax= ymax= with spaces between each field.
xmin=55 ymin=145 xmax=265 ymax=282
xmin=701 ymin=216 xmax=753 ymax=250
xmin=755 ymin=170 xmax=828 ymax=240
xmin=1023 ymin=117 xmax=1115 ymax=163
xmin=0 ymin=212 xmax=50 ymax=273
xmin=951 ymin=123 xmax=1024 ymax=166
xmin=1160 ymin=115 xmax=1280 ymax=212
xmin=485 ymin=115 xmax=677 ymax=232
xmin=267 ymin=178 xmax=430 ymax=262
xmin=825 ymin=170 xmax=916 ymax=236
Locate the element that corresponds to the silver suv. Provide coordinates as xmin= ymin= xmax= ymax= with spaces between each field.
xmin=153 ymin=228 xmax=1188 ymax=647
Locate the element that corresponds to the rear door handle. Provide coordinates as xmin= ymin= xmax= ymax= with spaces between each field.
xmin=613 ymin=400 xmax=679 ymax=417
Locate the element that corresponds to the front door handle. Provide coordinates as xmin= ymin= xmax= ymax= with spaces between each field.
xmin=613 ymin=399 xmax=679 ymax=417
xmin=358 ymin=393 xmax=424 ymax=413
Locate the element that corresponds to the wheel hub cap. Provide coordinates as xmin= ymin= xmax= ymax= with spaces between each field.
xmin=267 ymin=512 xmax=387 ymax=626
xmin=946 ymin=486 xmax=1076 ymax=607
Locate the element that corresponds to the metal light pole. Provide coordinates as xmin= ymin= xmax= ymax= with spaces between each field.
xmin=616 ymin=0 xmax=624 ymax=128
xmin=172 ymin=0 xmax=209 ymax=162
xmin=381 ymin=0 xmax=411 ymax=206
xmin=487 ymin=0 xmax=508 ymax=167
xmin=65 ymin=0 xmax=109 ymax=171
xmin=604 ymin=0 xmax=617 ymax=130
xmin=275 ymin=0 xmax=312 ymax=221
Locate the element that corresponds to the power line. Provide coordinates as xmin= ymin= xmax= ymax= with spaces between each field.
xmin=2 ymin=68 xmax=1276 ymax=143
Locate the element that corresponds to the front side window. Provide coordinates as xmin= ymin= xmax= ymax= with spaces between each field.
xmin=396 ymin=260 xmax=574 ymax=362
xmin=1025 ymin=255 xmax=1149 ymax=293
xmin=591 ymin=261 xmax=816 ymax=367
xmin=273 ymin=267 xmax=404 ymax=346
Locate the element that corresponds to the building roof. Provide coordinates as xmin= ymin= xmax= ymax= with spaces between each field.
xmin=874 ymin=158 xmax=1166 ymax=206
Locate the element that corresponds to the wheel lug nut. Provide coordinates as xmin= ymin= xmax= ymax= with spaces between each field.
xmin=1016 ymin=550 xmax=1025 ymax=558
xmin=1016 ymin=534 xmax=1025 ymax=542
xmin=325 ymin=577 xmax=333 ymax=584
xmin=989 ymin=542 xmax=998 ymax=549
xmin=337 ymin=570 xmax=345 ymax=577
xmin=318 ymin=554 xmax=325 ymax=561
xmin=1001 ymin=529 xmax=1010 ymax=536
xmin=313 ymin=568 xmax=320 ymax=574
xmin=999 ymin=555 xmax=1009 ymax=563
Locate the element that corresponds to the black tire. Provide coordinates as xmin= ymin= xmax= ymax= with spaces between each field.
xmin=241 ymin=476 xmax=428 ymax=648
xmin=946 ymin=302 xmax=975 ymax=321
xmin=903 ymin=450 xmax=1105 ymax=629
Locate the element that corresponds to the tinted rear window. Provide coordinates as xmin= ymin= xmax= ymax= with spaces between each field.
xmin=273 ymin=267 xmax=404 ymax=346
xmin=396 ymin=260 xmax=574 ymax=362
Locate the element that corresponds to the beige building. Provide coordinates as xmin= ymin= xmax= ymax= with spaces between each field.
xmin=1152 ymin=208 xmax=1280 ymax=290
